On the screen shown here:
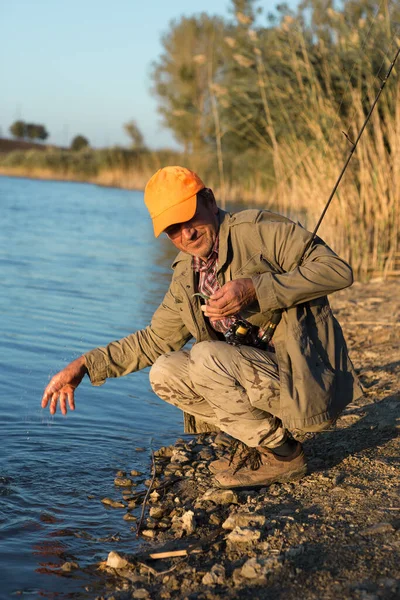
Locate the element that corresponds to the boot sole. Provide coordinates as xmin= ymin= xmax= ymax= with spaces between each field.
xmin=213 ymin=465 xmax=307 ymax=489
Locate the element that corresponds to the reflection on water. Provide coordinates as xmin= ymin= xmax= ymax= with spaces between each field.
xmin=0 ymin=176 xmax=187 ymax=598
xmin=0 ymin=176 xmax=287 ymax=598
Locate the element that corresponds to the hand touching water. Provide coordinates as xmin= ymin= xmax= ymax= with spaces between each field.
xmin=201 ymin=278 xmax=257 ymax=319
xmin=41 ymin=356 xmax=88 ymax=415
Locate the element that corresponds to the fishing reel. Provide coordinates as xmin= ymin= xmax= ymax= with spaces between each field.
xmin=224 ymin=319 xmax=263 ymax=348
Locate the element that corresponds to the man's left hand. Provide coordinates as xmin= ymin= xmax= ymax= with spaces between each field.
xmin=201 ymin=278 xmax=257 ymax=318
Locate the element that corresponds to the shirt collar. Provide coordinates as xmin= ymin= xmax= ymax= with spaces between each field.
xmin=192 ymin=235 xmax=219 ymax=272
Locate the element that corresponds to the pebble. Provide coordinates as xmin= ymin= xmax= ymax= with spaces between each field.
xmin=130 ymin=470 xmax=142 ymax=476
xmin=61 ymin=561 xmax=79 ymax=572
xmin=101 ymin=498 xmax=125 ymax=508
xmin=236 ymin=556 xmax=282 ymax=583
xmin=114 ymin=477 xmax=133 ymax=487
xmin=150 ymin=491 xmax=161 ymax=502
xmin=180 ymin=510 xmax=196 ymax=535
xmin=202 ymin=564 xmax=226 ymax=586
xmin=106 ymin=551 xmax=129 ymax=569
xmin=202 ymin=488 xmax=238 ymax=505
xmin=123 ymin=513 xmax=137 ymax=521
xmin=154 ymin=446 xmax=174 ymax=459
xmin=360 ymin=522 xmax=394 ymax=536
xmin=141 ymin=529 xmax=156 ymax=538
xmin=171 ymin=450 xmax=191 ymax=464
xmin=132 ymin=590 xmax=150 ymax=599
xmin=226 ymin=526 xmax=261 ymax=545
xmin=222 ymin=512 xmax=266 ymax=529
xmin=149 ymin=507 xmax=164 ymax=519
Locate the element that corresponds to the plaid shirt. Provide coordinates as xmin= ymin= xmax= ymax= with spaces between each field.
xmin=192 ymin=237 xmax=238 ymax=333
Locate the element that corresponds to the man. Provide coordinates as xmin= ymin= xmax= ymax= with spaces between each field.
xmin=42 ymin=166 xmax=362 ymax=488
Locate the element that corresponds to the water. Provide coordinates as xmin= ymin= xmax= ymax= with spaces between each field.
xmin=0 ymin=176 xmax=196 ymax=598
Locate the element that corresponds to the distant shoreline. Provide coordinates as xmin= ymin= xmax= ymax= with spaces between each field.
xmin=0 ymin=166 xmax=147 ymax=192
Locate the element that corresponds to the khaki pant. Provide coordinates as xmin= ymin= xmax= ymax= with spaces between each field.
xmin=149 ymin=340 xmax=287 ymax=449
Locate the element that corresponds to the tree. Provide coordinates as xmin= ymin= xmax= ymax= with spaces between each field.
xmin=36 ymin=125 xmax=49 ymax=141
xmin=71 ymin=135 xmax=89 ymax=151
xmin=151 ymin=13 xmax=227 ymax=153
xmin=123 ymin=120 xmax=145 ymax=149
xmin=9 ymin=120 xmax=26 ymax=139
xmin=9 ymin=120 xmax=49 ymax=141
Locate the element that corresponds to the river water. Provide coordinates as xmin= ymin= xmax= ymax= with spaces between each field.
xmin=0 ymin=176 xmax=209 ymax=598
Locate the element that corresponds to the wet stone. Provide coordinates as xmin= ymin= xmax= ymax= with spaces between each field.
xmin=114 ymin=477 xmax=133 ymax=487
xmin=107 ymin=551 xmax=129 ymax=569
xmin=123 ymin=513 xmax=137 ymax=521
xmin=141 ymin=529 xmax=156 ymax=538
xmin=101 ymin=498 xmax=125 ymax=508
xmin=61 ymin=561 xmax=79 ymax=572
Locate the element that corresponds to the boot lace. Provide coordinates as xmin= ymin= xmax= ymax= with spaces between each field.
xmin=230 ymin=444 xmax=262 ymax=475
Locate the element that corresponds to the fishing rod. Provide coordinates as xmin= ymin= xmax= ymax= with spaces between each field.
xmin=255 ymin=44 xmax=400 ymax=345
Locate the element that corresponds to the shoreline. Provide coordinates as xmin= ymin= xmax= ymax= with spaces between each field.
xmin=60 ymin=279 xmax=400 ymax=599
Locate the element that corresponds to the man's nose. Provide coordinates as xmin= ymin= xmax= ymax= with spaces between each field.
xmin=181 ymin=223 xmax=196 ymax=240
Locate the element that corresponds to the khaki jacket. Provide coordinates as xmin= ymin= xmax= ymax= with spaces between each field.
xmin=85 ymin=209 xmax=363 ymax=430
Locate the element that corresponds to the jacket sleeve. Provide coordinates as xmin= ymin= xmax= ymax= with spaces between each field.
xmin=251 ymin=215 xmax=353 ymax=313
xmin=83 ymin=285 xmax=192 ymax=386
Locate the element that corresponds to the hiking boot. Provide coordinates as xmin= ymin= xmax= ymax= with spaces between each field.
xmin=208 ymin=438 xmax=247 ymax=474
xmin=213 ymin=442 xmax=307 ymax=489
xmin=209 ymin=455 xmax=237 ymax=474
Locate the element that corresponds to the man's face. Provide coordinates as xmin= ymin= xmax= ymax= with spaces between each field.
xmin=164 ymin=195 xmax=219 ymax=260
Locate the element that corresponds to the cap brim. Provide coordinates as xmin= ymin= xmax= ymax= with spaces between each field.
xmin=153 ymin=194 xmax=197 ymax=237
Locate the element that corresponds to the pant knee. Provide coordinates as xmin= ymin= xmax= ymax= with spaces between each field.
xmin=189 ymin=341 xmax=235 ymax=377
xmin=149 ymin=353 xmax=169 ymax=390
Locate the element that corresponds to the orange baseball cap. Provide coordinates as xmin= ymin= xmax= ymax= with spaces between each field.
xmin=144 ymin=166 xmax=205 ymax=237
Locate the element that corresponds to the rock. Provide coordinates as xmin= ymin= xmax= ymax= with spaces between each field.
xmin=130 ymin=470 xmax=142 ymax=476
xmin=180 ymin=510 xmax=196 ymax=535
xmin=61 ymin=561 xmax=79 ymax=571
xmin=114 ymin=477 xmax=133 ymax=487
xmin=227 ymin=526 xmax=261 ymax=545
xmin=209 ymin=514 xmax=221 ymax=526
xmin=202 ymin=488 xmax=238 ymax=505
xmin=135 ymin=447 xmax=146 ymax=452
xmin=171 ymin=450 xmax=191 ymax=464
xmin=116 ymin=470 xmax=126 ymax=477
xmin=199 ymin=448 xmax=214 ymax=460
xmin=132 ymin=589 xmax=150 ymax=599
xmin=150 ymin=507 xmax=164 ymax=519
xmin=101 ymin=498 xmax=125 ymax=508
xmin=154 ymin=446 xmax=174 ymax=459
xmin=123 ymin=513 xmax=137 ymax=521
xmin=149 ymin=490 xmax=161 ymax=502
xmin=202 ymin=564 xmax=226 ymax=586
xmin=128 ymin=500 xmax=138 ymax=509
xmin=222 ymin=513 xmax=266 ymax=529
xmin=141 ymin=529 xmax=156 ymax=538
xmin=235 ymin=556 xmax=282 ymax=584
xmin=107 ymin=551 xmax=129 ymax=569
xmin=360 ymin=522 xmax=394 ymax=536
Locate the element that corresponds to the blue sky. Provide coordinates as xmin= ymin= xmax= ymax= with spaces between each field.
xmin=1 ymin=0 xmax=298 ymax=149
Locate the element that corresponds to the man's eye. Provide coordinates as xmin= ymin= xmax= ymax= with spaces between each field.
xmin=165 ymin=224 xmax=181 ymax=237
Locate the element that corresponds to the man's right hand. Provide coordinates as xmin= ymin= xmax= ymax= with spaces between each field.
xmin=41 ymin=356 xmax=88 ymax=415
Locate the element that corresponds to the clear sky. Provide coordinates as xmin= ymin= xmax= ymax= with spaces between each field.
xmin=1 ymin=0 xmax=298 ymax=150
